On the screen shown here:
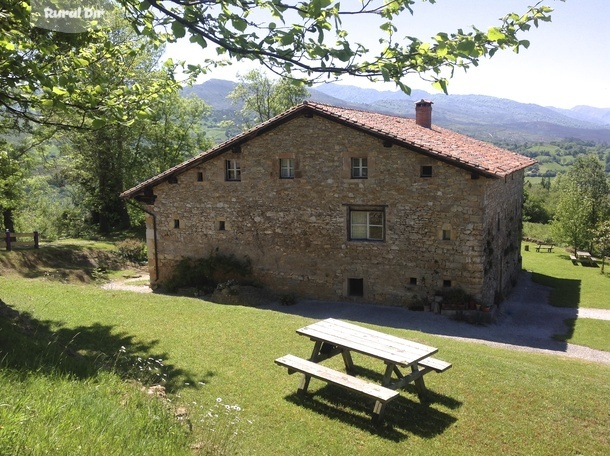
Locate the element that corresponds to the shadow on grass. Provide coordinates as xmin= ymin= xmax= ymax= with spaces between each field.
xmin=0 ymin=299 xmax=205 ymax=392
xmin=284 ymin=382 xmax=459 ymax=441
xmin=529 ymin=271 xmax=581 ymax=308
xmin=0 ymin=245 xmax=123 ymax=282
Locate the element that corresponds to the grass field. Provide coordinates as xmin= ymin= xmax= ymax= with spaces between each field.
xmin=521 ymin=241 xmax=610 ymax=351
xmin=1 ymin=268 xmax=609 ymax=455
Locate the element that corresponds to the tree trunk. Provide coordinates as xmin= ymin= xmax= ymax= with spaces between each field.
xmin=3 ymin=208 xmax=15 ymax=233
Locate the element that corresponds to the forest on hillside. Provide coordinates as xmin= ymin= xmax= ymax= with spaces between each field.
xmin=497 ymin=139 xmax=610 ymax=177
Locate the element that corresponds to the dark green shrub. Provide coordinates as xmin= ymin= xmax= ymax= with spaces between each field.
xmin=115 ymin=239 xmax=148 ymax=264
xmin=437 ymin=287 xmax=475 ymax=310
xmin=164 ymin=251 xmax=252 ymax=293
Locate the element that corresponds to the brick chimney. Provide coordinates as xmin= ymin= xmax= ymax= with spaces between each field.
xmin=415 ymin=99 xmax=433 ymax=128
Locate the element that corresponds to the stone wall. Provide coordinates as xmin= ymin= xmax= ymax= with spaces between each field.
xmin=142 ymin=114 xmax=524 ymax=306
xmin=480 ymin=170 xmax=526 ymax=304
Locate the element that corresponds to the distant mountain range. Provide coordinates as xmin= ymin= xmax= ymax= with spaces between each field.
xmin=185 ymin=79 xmax=610 ymax=144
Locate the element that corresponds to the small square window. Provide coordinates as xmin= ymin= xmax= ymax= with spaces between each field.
xmin=351 ymin=158 xmax=368 ymax=179
xmin=225 ymin=160 xmax=241 ymax=181
xmin=420 ymin=165 xmax=433 ymax=177
xmin=443 ymin=280 xmax=452 ymax=288
xmin=347 ymin=278 xmax=364 ymax=297
xmin=197 ymin=172 xmax=204 ymax=182
xmin=174 ymin=219 xmax=180 ymax=229
xmin=409 ymin=277 xmax=418 ymax=285
xmin=442 ymin=229 xmax=451 ymax=241
xmin=218 ymin=221 xmax=226 ymax=231
xmin=280 ymin=158 xmax=295 ymax=179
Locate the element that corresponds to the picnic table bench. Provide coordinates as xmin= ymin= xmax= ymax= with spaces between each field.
xmin=275 ymin=318 xmax=452 ymax=422
xmin=535 ymin=243 xmax=554 ymax=252
xmin=275 ymin=354 xmax=400 ymax=420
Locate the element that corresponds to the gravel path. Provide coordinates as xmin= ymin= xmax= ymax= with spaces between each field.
xmin=260 ymin=271 xmax=610 ymax=365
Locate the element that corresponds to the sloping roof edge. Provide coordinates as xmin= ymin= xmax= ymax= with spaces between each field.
xmin=121 ymin=101 xmax=535 ymax=199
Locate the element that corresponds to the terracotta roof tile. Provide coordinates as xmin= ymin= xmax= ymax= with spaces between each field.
xmin=306 ymin=102 xmax=536 ymax=177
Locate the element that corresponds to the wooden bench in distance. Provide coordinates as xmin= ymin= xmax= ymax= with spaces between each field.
xmin=275 ymin=354 xmax=399 ymax=422
xmin=535 ymin=244 xmax=554 ymax=253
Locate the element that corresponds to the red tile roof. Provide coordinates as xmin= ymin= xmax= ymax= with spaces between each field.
xmin=121 ymin=101 xmax=535 ymax=198
xmin=307 ymin=102 xmax=536 ymax=177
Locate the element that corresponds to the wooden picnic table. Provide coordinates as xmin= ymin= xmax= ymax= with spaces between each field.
xmin=577 ymin=251 xmax=596 ymax=265
xmin=535 ymin=243 xmax=554 ymax=252
xmin=275 ymin=318 xmax=451 ymax=421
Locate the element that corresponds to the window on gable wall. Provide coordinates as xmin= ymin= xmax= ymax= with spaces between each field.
xmin=225 ymin=159 xmax=241 ymax=181
xmin=351 ymin=157 xmax=368 ymax=178
xmin=280 ymin=158 xmax=295 ymax=179
xmin=349 ymin=208 xmax=384 ymax=241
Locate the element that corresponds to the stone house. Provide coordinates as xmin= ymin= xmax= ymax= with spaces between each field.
xmin=121 ymin=101 xmax=535 ymax=307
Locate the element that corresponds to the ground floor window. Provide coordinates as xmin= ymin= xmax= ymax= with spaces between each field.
xmin=349 ymin=207 xmax=384 ymax=241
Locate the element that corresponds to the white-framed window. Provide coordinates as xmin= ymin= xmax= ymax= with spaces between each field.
xmin=350 ymin=208 xmax=384 ymax=241
xmin=225 ymin=159 xmax=241 ymax=181
xmin=351 ymin=157 xmax=368 ymax=178
xmin=280 ymin=158 xmax=295 ymax=179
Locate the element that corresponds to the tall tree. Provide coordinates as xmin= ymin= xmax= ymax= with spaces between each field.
xmin=552 ymin=155 xmax=610 ymax=253
xmin=49 ymin=14 xmax=213 ymax=234
xmin=0 ymin=142 xmax=27 ymax=232
xmin=593 ymin=220 xmax=610 ymax=274
xmin=118 ymin=0 xmax=558 ymax=93
xmin=228 ymin=70 xmax=309 ymax=128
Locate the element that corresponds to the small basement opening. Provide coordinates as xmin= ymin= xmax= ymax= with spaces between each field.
xmin=347 ymin=278 xmax=364 ymax=297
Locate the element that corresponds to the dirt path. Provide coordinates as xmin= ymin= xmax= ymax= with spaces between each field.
xmin=101 ymin=275 xmax=153 ymax=293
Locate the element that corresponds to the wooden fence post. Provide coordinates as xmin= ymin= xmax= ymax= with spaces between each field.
xmin=34 ymin=231 xmax=39 ymax=249
xmin=5 ymin=229 xmax=10 ymax=251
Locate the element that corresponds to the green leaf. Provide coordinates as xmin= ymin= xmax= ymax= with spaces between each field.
xmin=171 ymin=21 xmax=186 ymax=39
xmin=487 ymin=27 xmax=506 ymax=42
xmin=232 ymin=16 xmax=248 ymax=32
xmin=91 ymin=118 xmax=106 ymax=129
xmin=432 ymin=79 xmax=449 ymax=94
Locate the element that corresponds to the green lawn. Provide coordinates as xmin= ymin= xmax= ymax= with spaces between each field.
xmin=1 ymin=276 xmax=609 ymax=455
xmin=522 ymin=242 xmax=610 ymax=310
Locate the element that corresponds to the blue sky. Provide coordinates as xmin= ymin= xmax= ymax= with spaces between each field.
xmin=165 ymin=0 xmax=610 ymax=109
